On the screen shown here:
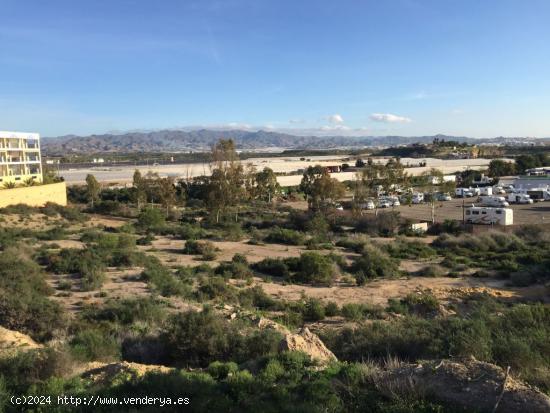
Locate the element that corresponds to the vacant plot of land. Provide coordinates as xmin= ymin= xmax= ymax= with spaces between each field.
xmin=258 ymin=276 xmax=543 ymax=307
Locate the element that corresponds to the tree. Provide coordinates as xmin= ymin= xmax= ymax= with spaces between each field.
xmin=156 ymin=177 xmax=177 ymax=216
xmin=488 ymin=160 xmax=516 ymax=177
xmin=418 ymin=168 xmax=454 ymax=224
xmin=132 ymin=170 xmax=147 ymax=210
xmin=206 ymin=139 xmax=246 ymax=223
xmin=85 ymin=174 xmax=101 ymax=208
xmin=254 ymin=167 xmax=280 ymax=202
xmin=299 ymin=165 xmax=345 ymax=211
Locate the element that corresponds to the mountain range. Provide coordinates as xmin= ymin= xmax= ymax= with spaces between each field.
xmin=41 ymin=129 xmax=549 ymax=155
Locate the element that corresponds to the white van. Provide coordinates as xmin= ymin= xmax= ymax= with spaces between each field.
xmin=507 ymin=193 xmax=533 ymax=204
xmin=478 ymin=196 xmax=509 ymax=207
xmin=455 ymin=188 xmax=474 ymax=198
xmin=465 ymin=206 xmax=513 ymax=225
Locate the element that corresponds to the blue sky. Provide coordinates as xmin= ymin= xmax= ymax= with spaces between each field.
xmin=1 ymin=0 xmax=550 ymax=137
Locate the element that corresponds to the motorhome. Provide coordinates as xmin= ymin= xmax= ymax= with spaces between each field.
xmin=478 ymin=196 xmax=509 ymax=207
xmin=455 ymin=188 xmax=474 ymax=198
xmin=522 ymin=188 xmax=550 ymax=202
xmin=465 ymin=206 xmax=513 ymax=225
xmin=479 ymin=187 xmax=493 ymax=196
xmin=507 ymin=193 xmax=533 ymax=204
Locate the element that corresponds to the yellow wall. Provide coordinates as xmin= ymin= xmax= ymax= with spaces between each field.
xmin=0 ymin=182 xmax=67 ymax=208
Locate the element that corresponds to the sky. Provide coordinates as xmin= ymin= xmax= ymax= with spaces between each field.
xmin=1 ymin=0 xmax=550 ymax=138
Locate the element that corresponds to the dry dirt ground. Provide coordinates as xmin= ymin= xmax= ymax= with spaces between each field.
xmin=0 ymin=213 xmax=64 ymax=230
xmin=257 ymin=276 xmax=547 ymax=307
xmin=140 ymin=236 xmax=310 ymax=267
xmin=49 ymin=267 xmax=151 ymax=313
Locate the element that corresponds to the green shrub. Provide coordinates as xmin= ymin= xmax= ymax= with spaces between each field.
xmin=265 ymin=227 xmax=306 ymax=245
xmin=70 ymin=329 xmax=120 ymax=362
xmin=136 ymin=208 xmax=166 ymax=232
xmin=140 ymin=258 xmax=189 ymax=297
xmin=0 ymin=253 xmax=65 ymax=341
xmin=386 ymin=239 xmax=436 ymax=260
xmin=164 ymin=307 xmax=281 ymax=367
xmin=183 ymin=240 xmax=218 ymax=260
xmin=350 ymin=246 xmax=399 ymax=283
xmin=303 ymin=298 xmax=326 ymax=321
xmin=324 ymin=301 xmax=340 ymax=317
xmin=292 ymin=252 xmax=337 ymax=286
xmin=253 ymin=258 xmax=290 ymax=278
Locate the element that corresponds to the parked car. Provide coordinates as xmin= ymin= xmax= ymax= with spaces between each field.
xmin=378 ymin=199 xmax=391 ymax=208
xmin=436 ymin=192 xmax=452 ymax=201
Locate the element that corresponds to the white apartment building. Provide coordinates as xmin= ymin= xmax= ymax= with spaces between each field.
xmin=0 ymin=131 xmax=43 ymax=187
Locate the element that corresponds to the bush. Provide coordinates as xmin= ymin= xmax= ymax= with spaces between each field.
xmin=265 ymin=227 xmax=306 ymax=245
xmin=324 ymin=301 xmax=340 ymax=317
xmin=70 ymin=329 xmax=120 ymax=362
xmin=386 ymin=239 xmax=436 ymax=260
xmin=253 ymin=258 xmax=290 ymax=278
xmin=140 ymin=258 xmax=189 ymax=297
xmin=164 ymin=307 xmax=281 ymax=367
xmin=292 ymin=252 xmax=337 ymax=286
xmin=238 ymin=287 xmax=283 ymax=311
xmin=196 ymin=276 xmax=238 ymax=303
xmin=303 ymin=298 xmax=326 ymax=321
xmin=0 ymin=253 xmax=65 ymax=341
xmin=136 ymin=208 xmax=166 ymax=232
xmin=215 ymin=260 xmax=252 ymax=280
xmin=183 ymin=240 xmax=218 ymax=260
xmin=350 ymin=246 xmax=399 ymax=283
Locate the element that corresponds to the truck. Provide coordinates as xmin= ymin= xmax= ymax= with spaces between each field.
xmin=455 ymin=188 xmax=474 ymax=198
xmin=507 ymin=193 xmax=533 ymax=204
xmin=465 ymin=206 xmax=513 ymax=225
xmin=477 ymin=196 xmax=509 ymax=207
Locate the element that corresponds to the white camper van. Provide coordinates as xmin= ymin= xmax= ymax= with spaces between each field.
xmin=455 ymin=188 xmax=474 ymax=198
xmin=477 ymin=196 xmax=509 ymax=207
xmin=479 ymin=187 xmax=493 ymax=196
xmin=523 ymin=188 xmax=550 ymax=202
xmin=507 ymin=193 xmax=533 ymax=204
xmin=465 ymin=206 xmax=513 ymax=225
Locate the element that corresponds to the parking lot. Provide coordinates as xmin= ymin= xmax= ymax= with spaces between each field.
xmin=364 ymin=198 xmax=550 ymax=226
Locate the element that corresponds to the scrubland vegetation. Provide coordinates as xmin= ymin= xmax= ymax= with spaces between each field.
xmin=0 ymin=140 xmax=549 ymax=412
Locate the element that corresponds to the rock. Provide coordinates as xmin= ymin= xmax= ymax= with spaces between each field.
xmin=278 ymin=327 xmax=337 ymax=365
xmin=0 ymin=326 xmax=41 ymax=356
xmin=377 ymin=357 xmax=550 ymax=413
xmin=81 ymin=361 xmax=174 ymax=386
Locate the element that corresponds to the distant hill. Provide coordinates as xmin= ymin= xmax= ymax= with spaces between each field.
xmin=41 ymin=129 xmax=549 ymax=155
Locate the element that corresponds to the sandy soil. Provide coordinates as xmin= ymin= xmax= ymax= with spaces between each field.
xmin=59 ymin=156 xmax=499 ymax=185
xmin=141 ymin=236 xmax=308 ymax=267
xmin=49 ymin=268 xmax=151 ymax=313
xmin=0 ymin=213 xmax=64 ymax=230
xmin=257 ymin=276 xmax=539 ymax=307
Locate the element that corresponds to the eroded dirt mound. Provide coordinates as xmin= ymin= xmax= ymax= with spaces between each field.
xmin=279 ymin=327 xmax=337 ymax=365
xmin=81 ymin=361 xmax=174 ymax=386
xmin=0 ymin=326 xmax=41 ymax=356
xmin=378 ymin=357 xmax=550 ymax=413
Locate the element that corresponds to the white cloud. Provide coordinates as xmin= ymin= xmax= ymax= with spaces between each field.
xmin=288 ymin=118 xmax=305 ymax=124
xmin=369 ymin=113 xmax=412 ymax=123
xmin=327 ymin=114 xmax=344 ymax=124
xmin=320 ymin=124 xmax=351 ymax=131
